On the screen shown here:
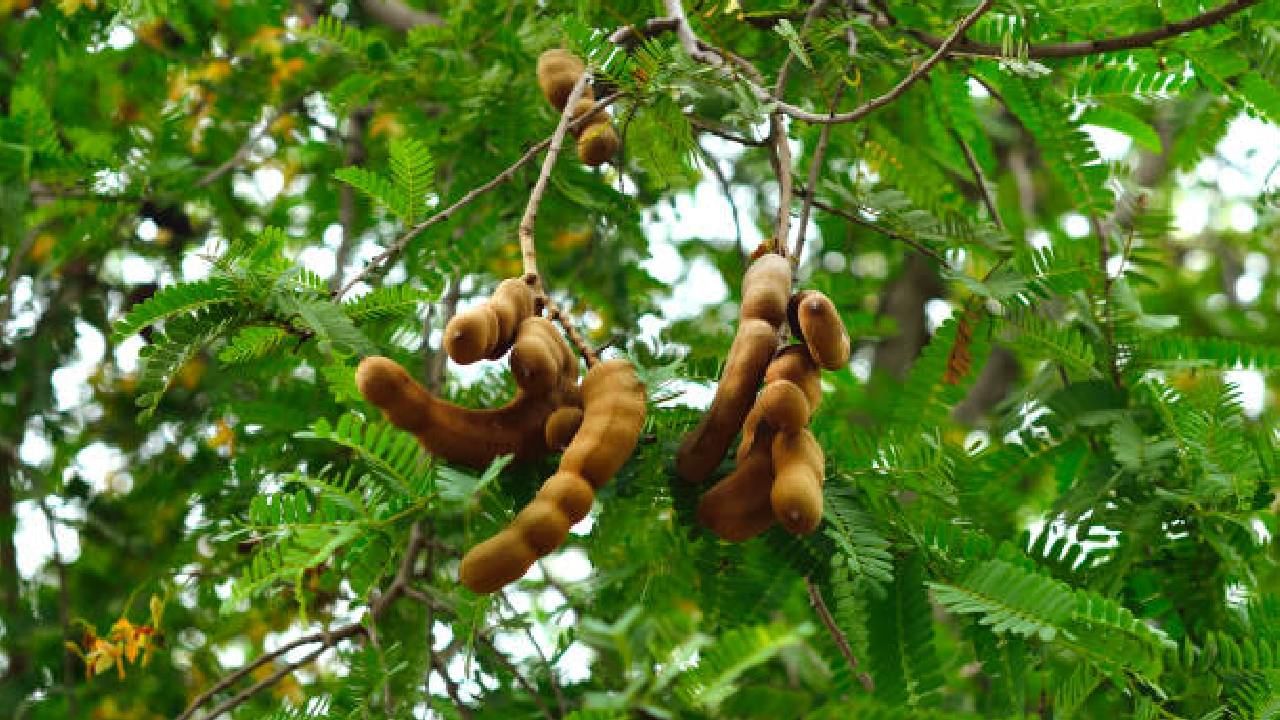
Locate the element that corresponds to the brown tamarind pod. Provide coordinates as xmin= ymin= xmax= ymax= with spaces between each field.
xmin=696 ymin=427 xmax=777 ymax=542
xmin=788 ymin=290 xmax=851 ymax=371
xmin=558 ymin=359 xmax=647 ymax=488
xmin=758 ymin=380 xmax=810 ymax=431
xmin=577 ymin=122 xmax=620 ymax=167
xmin=570 ymin=97 xmax=606 ymax=138
xmin=536 ymin=471 xmax=595 ymax=522
xmin=544 ymin=407 xmax=585 ymax=450
xmin=356 ymin=332 xmax=572 ymax=470
xmin=740 ymin=253 xmax=793 ymax=327
xmin=510 ymin=317 xmax=569 ymax=395
xmin=537 ymin=49 xmax=589 ymax=111
xmin=513 ymin=499 xmax=574 ymax=555
xmin=734 ymin=345 xmax=818 ymax=462
xmin=444 ymin=279 xmax=536 ymax=364
xmin=771 ymin=428 xmax=825 ymax=535
xmin=458 ymin=530 xmax=537 ymax=595
xmin=458 ymin=359 xmax=646 ymax=593
xmin=676 ymin=319 xmax=778 ymax=483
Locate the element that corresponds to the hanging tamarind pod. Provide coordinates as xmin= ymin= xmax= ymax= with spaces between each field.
xmin=675 ymin=253 xmax=792 ymax=484
xmin=459 ymin=359 xmax=646 ymax=593
xmin=788 ymin=289 xmax=851 ymax=371
xmin=443 ymin=278 xmax=536 ymax=364
xmin=356 ymin=317 xmax=576 ymax=469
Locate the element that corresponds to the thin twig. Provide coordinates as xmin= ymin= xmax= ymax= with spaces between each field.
xmin=660 ymin=0 xmax=992 ymax=125
xmin=195 ymin=102 xmax=295 ymax=188
xmin=518 ymin=72 xmax=592 ymax=296
xmin=901 ymin=0 xmax=1258 ymax=59
xmin=432 ymin=649 xmax=474 ymax=720
xmin=547 ymin=302 xmax=599 ymax=367
xmin=334 ymin=92 xmax=623 ymax=299
xmin=793 ymin=185 xmax=948 ymax=266
xmin=771 ymin=0 xmax=831 ymax=251
xmin=793 ymin=82 xmax=846 ymax=267
xmin=200 ymin=644 xmax=328 ymax=720
xmin=949 ymin=125 xmax=1004 ymax=231
xmin=478 ymin=635 xmax=558 ymax=720
xmin=175 ymin=624 xmax=367 ymax=720
xmin=696 ymin=143 xmax=745 ymax=252
xmin=805 ymin=577 xmax=874 ymax=693
xmin=687 ymin=115 xmax=769 ymax=147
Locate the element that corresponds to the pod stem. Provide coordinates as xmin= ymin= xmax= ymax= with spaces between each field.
xmin=518 ymin=68 xmax=593 ymax=297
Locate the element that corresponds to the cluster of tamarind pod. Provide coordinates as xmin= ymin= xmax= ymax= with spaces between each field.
xmin=676 ymin=252 xmax=850 ymax=542
xmin=536 ymin=48 xmax=619 ymax=167
xmin=355 ymin=278 xmax=646 ymax=594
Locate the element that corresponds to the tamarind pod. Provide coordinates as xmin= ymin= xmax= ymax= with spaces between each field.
xmin=697 ymin=428 xmax=777 ymax=542
xmin=356 ymin=356 xmax=556 ymax=469
xmin=510 ymin=317 xmax=568 ymax=395
xmin=536 ymin=49 xmax=590 ymax=111
xmin=734 ymin=345 xmax=819 ymax=462
xmin=443 ymin=305 xmax=501 ymax=365
xmin=544 ymin=407 xmax=585 ymax=450
xmin=758 ymin=380 xmax=810 ymax=432
xmin=765 ymin=344 xmax=822 ymax=409
xmin=459 ymin=362 xmax=643 ymax=593
xmin=458 ymin=530 xmax=538 ymax=594
xmin=487 ymin=279 xmax=537 ymax=358
xmin=569 ymin=97 xmax=607 ymax=138
xmin=771 ymin=428 xmax=825 ymax=535
xmin=443 ymin=279 xmax=536 ymax=364
xmin=740 ymin=253 xmax=792 ymax=327
xmin=559 ymin=359 xmax=647 ymax=489
xmin=536 ymin=471 xmax=595 ymax=523
xmin=788 ymin=290 xmax=851 ymax=370
xmin=676 ymin=319 xmax=779 ymax=483
xmin=577 ymin=123 xmax=620 ymax=167
xmin=513 ymin=498 xmax=574 ymax=555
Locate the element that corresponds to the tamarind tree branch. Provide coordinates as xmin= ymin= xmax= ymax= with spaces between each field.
xmin=805 ymin=577 xmax=875 ymax=693
xmin=518 ymin=72 xmax=592 ymax=294
xmin=177 ymin=525 xmax=428 ymax=720
xmin=174 ymin=623 xmax=368 ymax=720
xmin=793 ymin=82 xmax=846 ymax=267
xmin=651 ymin=0 xmax=992 ymax=126
xmin=771 ymin=0 xmax=832 ymax=253
xmin=333 ymin=92 xmax=623 ymax=299
xmin=793 ymin=185 xmax=948 ymax=267
xmin=900 ymin=0 xmax=1258 ymax=59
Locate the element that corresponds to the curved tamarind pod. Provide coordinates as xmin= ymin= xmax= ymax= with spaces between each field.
xmin=788 ymin=290 xmax=850 ymax=371
xmin=735 ymin=343 xmax=822 ymax=463
xmin=457 ymin=530 xmax=538 ymax=594
xmin=510 ymin=317 xmax=570 ymax=394
xmin=758 ymin=380 xmax=810 ymax=432
xmin=771 ymin=428 xmax=825 ymax=535
xmin=355 ymin=355 xmax=560 ymax=469
xmin=443 ymin=305 xmax=501 ymax=366
xmin=676 ymin=319 xmax=778 ymax=483
xmin=544 ymin=406 xmax=585 ymax=450
xmin=536 ymin=471 xmax=595 ymax=522
xmin=740 ymin=253 xmax=792 ymax=327
xmin=536 ymin=49 xmax=590 ymax=111
xmin=459 ymin=359 xmax=646 ymax=593
xmin=444 ymin=279 xmax=536 ymax=364
xmin=570 ymin=97 xmax=607 ymax=138
xmin=559 ymin=359 xmax=647 ymax=488
xmin=696 ymin=427 xmax=777 ymax=542
xmin=514 ymin=498 xmax=574 ymax=555
xmin=577 ymin=122 xmax=620 ymax=167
